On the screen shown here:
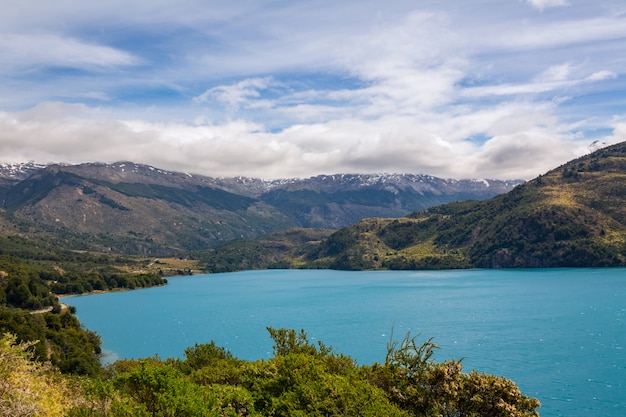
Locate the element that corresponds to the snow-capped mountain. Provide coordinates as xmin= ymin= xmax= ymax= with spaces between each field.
xmin=0 ymin=161 xmax=522 ymax=254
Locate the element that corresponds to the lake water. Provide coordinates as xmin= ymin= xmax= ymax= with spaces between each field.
xmin=65 ymin=268 xmax=626 ymax=417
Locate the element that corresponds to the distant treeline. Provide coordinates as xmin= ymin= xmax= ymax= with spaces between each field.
xmin=50 ymin=271 xmax=166 ymax=295
xmin=0 ymin=253 xmax=166 ymax=310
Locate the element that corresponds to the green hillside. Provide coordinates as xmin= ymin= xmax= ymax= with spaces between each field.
xmin=195 ymin=228 xmax=334 ymax=273
xmin=1 ymin=167 xmax=295 ymax=255
xmin=197 ymin=142 xmax=626 ymax=272
xmin=305 ymin=142 xmax=626 ymax=269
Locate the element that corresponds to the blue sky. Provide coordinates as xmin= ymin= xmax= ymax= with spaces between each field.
xmin=1 ymin=0 xmax=625 ymax=179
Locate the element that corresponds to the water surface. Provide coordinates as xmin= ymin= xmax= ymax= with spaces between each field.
xmin=66 ymin=268 xmax=626 ymax=417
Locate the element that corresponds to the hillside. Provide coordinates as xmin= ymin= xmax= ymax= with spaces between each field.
xmin=196 ymin=142 xmax=626 ymax=271
xmin=303 ymin=141 xmax=626 ymax=269
xmin=0 ymin=162 xmax=518 ymax=255
xmin=195 ymin=228 xmax=334 ymax=272
xmin=1 ymin=163 xmax=294 ymax=255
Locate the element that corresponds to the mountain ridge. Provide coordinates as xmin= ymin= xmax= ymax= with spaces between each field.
xmin=194 ymin=141 xmax=626 ymax=271
xmin=306 ymin=141 xmax=626 ymax=269
xmin=0 ymin=161 xmax=520 ymax=194
xmin=0 ymin=161 xmax=520 ymax=255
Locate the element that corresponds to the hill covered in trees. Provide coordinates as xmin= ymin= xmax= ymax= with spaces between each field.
xmin=308 ymin=141 xmax=626 ymax=269
xmin=196 ymin=141 xmax=626 ymax=271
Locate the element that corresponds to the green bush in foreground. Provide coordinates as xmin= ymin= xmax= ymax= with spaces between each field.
xmin=363 ymin=332 xmax=540 ymax=417
xmin=2 ymin=328 xmax=540 ymax=417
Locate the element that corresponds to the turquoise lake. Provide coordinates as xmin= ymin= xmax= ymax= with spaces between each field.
xmin=65 ymin=268 xmax=626 ymax=417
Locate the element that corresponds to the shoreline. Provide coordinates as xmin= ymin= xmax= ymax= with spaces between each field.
xmin=29 ymin=302 xmax=69 ymax=315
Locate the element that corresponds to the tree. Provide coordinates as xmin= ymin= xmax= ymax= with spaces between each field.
xmin=5 ymin=278 xmax=31 ymax=308
xmin=267 ymin=327 xmax=323 ymax=356
xmin=180 ymin=341 xmax=244 ymax=386
xmin=0 ymin=333 xmax=79 ymax=417
xmin=112 ymin=359 xmax=235 ymax=417
xmin=184 ymin=341 xmax=233 ymax=369
xmin=0 ymin=324 xmax=541 ymax=417
xmin=241 ymin=350 xmax=407 ymax=416
xmin=363 ymin=331 xmax=541 ymax=417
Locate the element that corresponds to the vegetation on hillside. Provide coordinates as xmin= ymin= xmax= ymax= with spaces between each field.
xmin=299 ymin=142 xmax=626 ymax=269
xmin=193 ymin=142 xmax=626 ymax=272
xmin=0 ymin=233 xmax=170 ymax=377
xmin=196 ymin=228 xmax=333 ymax=273
xmin=0 ymin=333 xmax=80 ymax=416
xmin=0 ymin=162 xmax=518 ymax=256
xmin=0 ymin=235 xmax=168 ymax=300
xmin=0 ymin=328 xmax=540 ymax=417
xmin=1 ymin=168 xmax=298 ymax=255
xmin=0 ymin=308 xmax=102 ymax=376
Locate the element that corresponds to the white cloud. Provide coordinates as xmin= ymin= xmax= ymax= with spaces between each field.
xmin=0 ymin=1 xmax=625 ymax=181
xmin=586 ymin=71 xmax=618 ymax=82
xmin=489 ymin=17 xmax=626 ymax=51
xmin=461 ymin=81 xmax=568 ymax=97
xmin=595 ymin=119 xmax=626 ymax=149
xmin=194 ymin=77 xmax=277 ymax=111
xmin=534 ymin=63 xmax=574 ymax=83
xmin=0 ymin=100 xmax=599 ymax=180
xmin=461 ymin=64 xmax=618 ymax=98
xmin=525 ymin=0 xmax=569 ymax=11
xmin=0 ymin=33 xmax=139 ymax=72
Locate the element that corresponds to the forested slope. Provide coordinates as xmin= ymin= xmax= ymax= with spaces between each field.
xmin=195 ymin=142 xmax=626 ymax=271
xmin=306 ymin=141 xmax=626 ymax=269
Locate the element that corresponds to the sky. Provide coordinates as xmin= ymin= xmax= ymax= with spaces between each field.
xmin=1 ymin=0 xmax=625 ymax=180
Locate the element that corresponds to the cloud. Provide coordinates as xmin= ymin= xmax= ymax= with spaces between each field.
xmin=461 ymin=64 xmax=618 ymax=98
xmin=194 ymin=77 xmax=277 ymax=111
xmin=525 ymin=0 xmax=569 ymax=11
xmin=488 ymin=17 xmax=626 ymax=51
xmin=535 ymin=63 xmax=574 ymax=83
xmin=586 ymin=71 xmax=618 ymax=82
xmin=0 ymin=1 xmax=625 ymax=181
xmin=0 ymin=33 xmax=139 ymax=72
xmin=0 ymin=100 xmax=598 ymax=181
xmin=595 ymin=119 xmax=626 ymax=149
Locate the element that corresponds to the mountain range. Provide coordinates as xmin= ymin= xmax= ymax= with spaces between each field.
xmin=197 ymin=141 xmax=626 ymax=271
xmin=0 ymin=162 xmax=519 ymax=255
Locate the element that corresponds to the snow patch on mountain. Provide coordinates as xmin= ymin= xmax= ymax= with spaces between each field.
xmin=0 ymin=162 xmax=46 ymax=180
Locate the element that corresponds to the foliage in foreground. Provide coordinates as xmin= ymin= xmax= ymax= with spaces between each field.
xmin=1 ymin=328 xmax=540 ymax=417
xmin=0 ymin=333 xmax=80 ymax=416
